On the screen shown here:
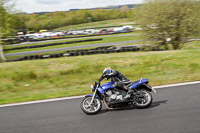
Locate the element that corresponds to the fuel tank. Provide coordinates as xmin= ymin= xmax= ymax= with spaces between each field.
xmin=98 ymin=82 xmax=115 ymax=94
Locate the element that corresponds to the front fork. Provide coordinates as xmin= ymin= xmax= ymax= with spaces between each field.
xmin=90 ymin=84 xmax=99 ymax=105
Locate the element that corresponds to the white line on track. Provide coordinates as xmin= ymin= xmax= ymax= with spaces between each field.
xmin=0 ymin=81 xmax=200 ymax=108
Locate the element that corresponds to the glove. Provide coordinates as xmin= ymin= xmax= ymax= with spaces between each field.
xmin=99 ymin=74 xmax=105 ymax=82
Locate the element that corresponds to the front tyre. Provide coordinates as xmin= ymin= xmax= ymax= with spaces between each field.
xmin=134 ymin=89 xmax=153 ymax=109
xmin=81 ymin=97 xmax=102 ymax=115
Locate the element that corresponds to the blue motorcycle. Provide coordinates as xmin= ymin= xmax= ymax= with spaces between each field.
xmin=81 ymin=78 xmax=156 ymax=115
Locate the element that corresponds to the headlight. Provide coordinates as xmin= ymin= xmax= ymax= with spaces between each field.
xmin=91 ymin=81 xmax=97 ymax=92
xmin=91 ymin=84 xmax=95 ymax=92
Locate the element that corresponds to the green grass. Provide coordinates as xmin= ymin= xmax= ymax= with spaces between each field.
xmin=4 ymin=35 xmax=141 ymax=54
xmin=53 ymin=18 xmax=136 ymax=31
xmin=181 ymin=41 xmax=200 ymax=50
xmin=0 ymin=41 xmax=200 ymax=104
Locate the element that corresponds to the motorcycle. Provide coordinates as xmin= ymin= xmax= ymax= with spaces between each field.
xmin=80 ymin=78 xmax=156 ymax=115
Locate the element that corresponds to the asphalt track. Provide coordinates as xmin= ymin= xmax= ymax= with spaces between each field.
xmin=0 ymin=83 xmax=200 ymax=133
xmin=5 ymin=40 xmax=141 ymax=57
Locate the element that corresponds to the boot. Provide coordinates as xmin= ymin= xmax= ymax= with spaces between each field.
xmin=123 ymin=89 xmax=133 ymax=100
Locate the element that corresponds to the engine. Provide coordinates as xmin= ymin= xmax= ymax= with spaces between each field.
xmin=105 ymin=89 xmax=123 ymax=102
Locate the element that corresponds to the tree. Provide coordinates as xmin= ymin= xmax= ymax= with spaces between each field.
xmin=136 ymin=0 xmax=200 ymax=50
xmin=0 ymin=0 xmax=19 ymax=61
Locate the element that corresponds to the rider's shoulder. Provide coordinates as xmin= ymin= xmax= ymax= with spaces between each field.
xmin=113 ymin=70 xmax=120 ymax=74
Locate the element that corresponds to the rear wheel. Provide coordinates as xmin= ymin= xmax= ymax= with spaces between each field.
xmin=134 ymin=89 xmax=153 ymax=109
xmin=81 ymin=97 xmax=102 ymax=115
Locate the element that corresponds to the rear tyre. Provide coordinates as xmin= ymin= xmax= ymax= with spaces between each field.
xmin=81 ymin=97 xmax=102 ymax=115
xmin=134 ymin=89 xmax=153 ymax=109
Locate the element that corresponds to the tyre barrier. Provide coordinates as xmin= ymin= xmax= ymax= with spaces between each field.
xmin=42 ymin=55 xmax=50 ymax=58
xmin=9 ymin=46 xmax=162 ymax=62
xmin=4 ymin=38 xmax=103 ymax=51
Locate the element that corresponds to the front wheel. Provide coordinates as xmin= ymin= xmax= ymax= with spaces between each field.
xmin=134 ymin=89 xmax=153 ymax=109
xmin=81 ymin=97 xmax=102 ymax=115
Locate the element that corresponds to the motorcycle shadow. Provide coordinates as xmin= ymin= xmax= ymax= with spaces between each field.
xmin=100 ymin=100 xmax=168 ymax=113
xmin=149 ymin=100 xmax=168 ymax=108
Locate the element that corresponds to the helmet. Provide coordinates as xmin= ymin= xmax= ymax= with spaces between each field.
xmin=103 ymin=67 xmax=112 ymax=75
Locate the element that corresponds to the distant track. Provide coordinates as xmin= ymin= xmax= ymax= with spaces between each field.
xmin=5 ymin=34 xmax=139 ymax=47
xmin=5 ymin=40 xmax=142 ymax=57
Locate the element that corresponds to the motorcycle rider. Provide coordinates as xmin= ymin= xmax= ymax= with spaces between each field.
xmin=99 ymin=67 xmax=132 ymax=100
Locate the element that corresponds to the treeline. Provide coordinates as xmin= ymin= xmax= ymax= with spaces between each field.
xmin=19 ymin=8 xmax=136 ymax=32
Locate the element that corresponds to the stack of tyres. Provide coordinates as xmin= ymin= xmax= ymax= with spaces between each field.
xmin=9 ymin=45 xmax=142 ymax=62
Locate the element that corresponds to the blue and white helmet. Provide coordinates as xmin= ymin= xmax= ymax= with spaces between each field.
xmin=103 ymin=67 xmax=112 ymax=75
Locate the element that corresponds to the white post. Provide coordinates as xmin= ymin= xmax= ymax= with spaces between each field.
xmin=166 ymin=38 xmax=171 ymax=42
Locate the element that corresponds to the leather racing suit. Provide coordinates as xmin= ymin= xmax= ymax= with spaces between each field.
xmin=99 ymin=70 xmax=131 ymax=90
